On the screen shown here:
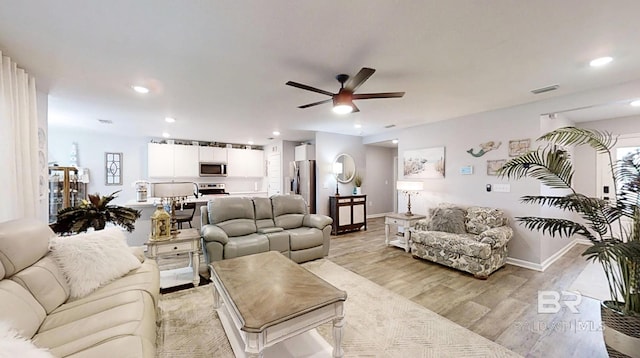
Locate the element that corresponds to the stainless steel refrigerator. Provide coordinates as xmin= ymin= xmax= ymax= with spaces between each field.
xmin=290 ymin=160 xmax=316 ymax=214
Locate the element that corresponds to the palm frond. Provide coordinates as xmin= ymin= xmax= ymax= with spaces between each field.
xmin=499 ymin=147 xmax=574 ymax=189
xmin=537 ymin=126 xmax=616 ymax=153
xmin=515 ymin=217 xmax=598 ymax=242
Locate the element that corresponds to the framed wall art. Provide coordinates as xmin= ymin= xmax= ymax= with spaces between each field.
xmin=509 ymin=139 xmax=531 ymax=157
xmin=487 ymin=159 xmax=506 ymax=176
xmin=105 ymin=152 xmax=123 ymax=185
xmin=403 ymin=147 xmax=445 ymax=179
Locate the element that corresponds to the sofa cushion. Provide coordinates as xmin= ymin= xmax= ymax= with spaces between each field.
xmin=223 ymin=234 xmax=269 ymax=259
xmin=0 ymin=280 xmax=46 ymax=339
xmin=0 ymin=218 xmax=53 ymax=277
xmin=411 ymin=231 xmax=492 ymax=259
xmin=272 ymin=195 xmax=306 ymax=229
xmin=49 ymin=228 xmax=142 ymax=300
xmin=34 ymin=290 xmax=156 ymax=358
xmin=427 ymin=206 xmax=467 ymax=234
xmin=253 ymin=197 xmax=276 ymax=229
xmin=10 ymin=255 xmax=70 ymax=314
xmin=0 ymin=321 xmax=54 ymax=358
xmin=287 ymin=227 xmax=324 ymax=251
xmin=465 ymin=206 xmax=508 ymax=235
xmin=208 ymin=197 xmax=256 ymax=235
xmin=61 ymin=335 xmax=154 ymax=358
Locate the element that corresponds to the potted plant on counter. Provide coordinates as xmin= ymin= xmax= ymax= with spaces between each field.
xmin=51 ymin=190 xmax=141 ymax=235
xmin=499 ymin=126 xmax=639 ymax=357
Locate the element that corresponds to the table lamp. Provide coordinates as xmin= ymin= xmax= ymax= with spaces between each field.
xmin=333 ymin=162 xmax=343 ymax=196
xmin=152 ymin=182 xmax=195 ymax=236
xmin=396 ymin=180 xmax=424 ymax=216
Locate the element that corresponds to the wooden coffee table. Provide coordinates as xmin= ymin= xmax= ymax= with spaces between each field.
xmin=209 ymin=251 xmax=347 ymax=358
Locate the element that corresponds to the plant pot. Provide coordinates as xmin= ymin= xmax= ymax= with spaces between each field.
xmin=601 ymin=301 xmax=640 ymax=357
xmin=355 ymin=187 xmax=362 ymax=195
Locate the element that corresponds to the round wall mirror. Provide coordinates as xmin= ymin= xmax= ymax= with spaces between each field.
xmin=333 ymin=153 xmax=356 ymax=183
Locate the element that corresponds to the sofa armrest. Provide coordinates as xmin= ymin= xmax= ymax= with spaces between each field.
xmin=201 ymin=205 xmax=210 ymax=227
xmin=201 ymin=224 xmax=229 ymax=245
xmin=303 ymin=214 xmax=333 ymax=230
xmin=478 ymin=226 xmax=513 ymax=248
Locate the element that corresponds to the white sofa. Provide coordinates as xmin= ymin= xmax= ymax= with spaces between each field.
xmin=0 ymin=218 xmax=160 ymax=357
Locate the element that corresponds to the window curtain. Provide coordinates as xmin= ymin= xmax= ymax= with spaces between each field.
xmin=0 ymin=52 xmax=39 ymax=222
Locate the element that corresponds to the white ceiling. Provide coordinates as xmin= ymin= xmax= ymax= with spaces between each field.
xmin=1 ymin=1 xmax=639 ymax=145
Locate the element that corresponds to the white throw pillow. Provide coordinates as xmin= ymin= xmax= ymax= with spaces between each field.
xmin=49 ymin=228 xmax=142 ymax=299
xmin=0 ymin=321 xmax=53 ymax=358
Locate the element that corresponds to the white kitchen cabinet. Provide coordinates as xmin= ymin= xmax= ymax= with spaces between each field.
xmin=198 ymin=147 xmax=228 ymax=163
xmin=148 ymin=143 xmax=198 ymax=178
xmin=173 ymin=145 xmax=199 ymax=177
xmin=148 ymin=143 xmax=175 ymax=178
xmin=227 ymin=148 xmax=265 ymax=177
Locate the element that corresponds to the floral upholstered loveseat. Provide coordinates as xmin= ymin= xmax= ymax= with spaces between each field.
xmin=409 ymin=205 xmax=513 ymax=279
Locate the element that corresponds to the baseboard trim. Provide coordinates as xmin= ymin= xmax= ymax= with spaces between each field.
xmin=506 ymin=257 xmax=544 ymax=271
xmin=506 ymin=238 xmax=585 ymax=272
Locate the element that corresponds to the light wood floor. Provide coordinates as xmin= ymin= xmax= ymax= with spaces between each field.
xmin=328 ymin=217 xmax=607 ymax=358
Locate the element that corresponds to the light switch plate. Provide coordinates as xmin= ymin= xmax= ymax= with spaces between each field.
xmin=493 ymin=184 xmax=511 ymax=192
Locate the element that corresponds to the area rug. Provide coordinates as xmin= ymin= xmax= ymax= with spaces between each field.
xmin=157 ymin=259 xmax=520 ymax=357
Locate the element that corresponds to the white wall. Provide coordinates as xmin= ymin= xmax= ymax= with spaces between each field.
xmin=314 ymin=132 xmax=366 ymax=216
xmin=37 ymin=91 xmax=48 ymax=220
xmin=48 ymin=127 xmax=148 ymax=205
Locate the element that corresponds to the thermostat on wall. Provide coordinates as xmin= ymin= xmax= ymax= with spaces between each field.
xmin=459 ymin=165 xmax=473 ymax=175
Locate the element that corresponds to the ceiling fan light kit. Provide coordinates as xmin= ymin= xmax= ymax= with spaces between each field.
xmin=286 ymin=67 xmax=405 ymax=114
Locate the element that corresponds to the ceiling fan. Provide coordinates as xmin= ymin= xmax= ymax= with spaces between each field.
xmin=286 ymin=67 xmax=405 ymax=114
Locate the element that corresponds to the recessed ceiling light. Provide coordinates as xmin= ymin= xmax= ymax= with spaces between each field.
xmin=165 ymin=117 xmax=176 ymax=123
xmin=589 ymin=56 xmax=613 ymax=67
xmin=131 ymin=85 xmax=150 ymax=94
xmin=392 ymin=139 xmax=399 ymax=144
xmin=631 ymin=100 xmax=640 ymax=107
xmin=272 ymin=131 xmax=280 ymax=136
xmin=162 ymin=132 xmax=170 ymax=138
xmin=248 ymin=141 xmax=254 ymax=145
xmin=354 ymin=124 xmax=362 ymax=129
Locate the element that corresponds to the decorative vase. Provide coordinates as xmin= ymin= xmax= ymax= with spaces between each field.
xmin=355 ymin=187 xmax=362 ymax=195
xmin=150 ymin=205 xmax=171 ymax=241
xmin=601 ymin=301 xmax=640 ymax=357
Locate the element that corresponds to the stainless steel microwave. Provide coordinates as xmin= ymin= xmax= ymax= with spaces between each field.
xmin=199 ymin=162 xmax=227 ymax=177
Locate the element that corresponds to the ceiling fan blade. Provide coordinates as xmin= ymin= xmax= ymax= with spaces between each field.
xmin=353 ymin=92 xmax=405 ymax=99
xmin=344 ymin=67 xmax=375 ymax=92
xmin=298 ymin=98 xmax=333 ymax=109
xmin=351 ymin=103 xmax=360 ymax=113
xmin=286 ymin=81 xmax=334 ymax=97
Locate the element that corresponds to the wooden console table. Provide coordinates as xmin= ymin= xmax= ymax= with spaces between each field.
xmin=384 ymin=213 xmax=426 ymax=252
xmin=329 ymin=195 xmax=367 ymax=235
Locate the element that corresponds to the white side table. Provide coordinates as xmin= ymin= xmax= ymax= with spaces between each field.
xmin=384 ymin=213 xmax=426 ymax=252
xmin=146 ymin=228 xmax=201 ymax=288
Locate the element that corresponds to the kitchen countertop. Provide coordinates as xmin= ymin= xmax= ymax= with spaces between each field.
xmin=125 ymin=192 xmax=269 ymax=207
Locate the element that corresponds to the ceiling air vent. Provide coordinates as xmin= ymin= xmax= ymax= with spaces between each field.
xmin=531 ymin=84 xmax=559 ymax=95
xmin=384 ymin=124 xmax=396 ymax=128
xmin=97 ymin=119 xmax=113 ymax=124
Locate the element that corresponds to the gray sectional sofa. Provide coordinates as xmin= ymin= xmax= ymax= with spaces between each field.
xmin=409 ymin=205 xmax=513 ymax=279
xmin=0 ymin=218 xmax=159 ymax=357
xmin=200 ymin=195 xmax=333 ymax=264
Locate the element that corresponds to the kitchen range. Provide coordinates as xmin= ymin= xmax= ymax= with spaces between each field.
xmin=197 ymin=183 xmax=230 ymax=198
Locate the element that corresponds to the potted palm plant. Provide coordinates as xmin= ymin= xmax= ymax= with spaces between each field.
xmin=52 ymin=190 xmax=141 ymax=235
xmin=354 ymin=174 xmax=363 ymax=195
xmin=499 ymin=126 xmax=639 ymax=357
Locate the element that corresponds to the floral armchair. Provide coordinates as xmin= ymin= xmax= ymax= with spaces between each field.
xmin=409 ymin=205 xmax=513 ymax=279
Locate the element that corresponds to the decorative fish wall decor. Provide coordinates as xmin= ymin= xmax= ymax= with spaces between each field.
xmin=467 ymin=141 xmax=501 ymax=157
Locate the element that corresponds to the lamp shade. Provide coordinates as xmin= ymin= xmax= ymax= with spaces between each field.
xmin=333 ymin=162 xmax=343 ymax=175
xmin=152 ymin=182 xmax=194 ymax=198
xmin=396 ymin=180 xmax=424 ymax=191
